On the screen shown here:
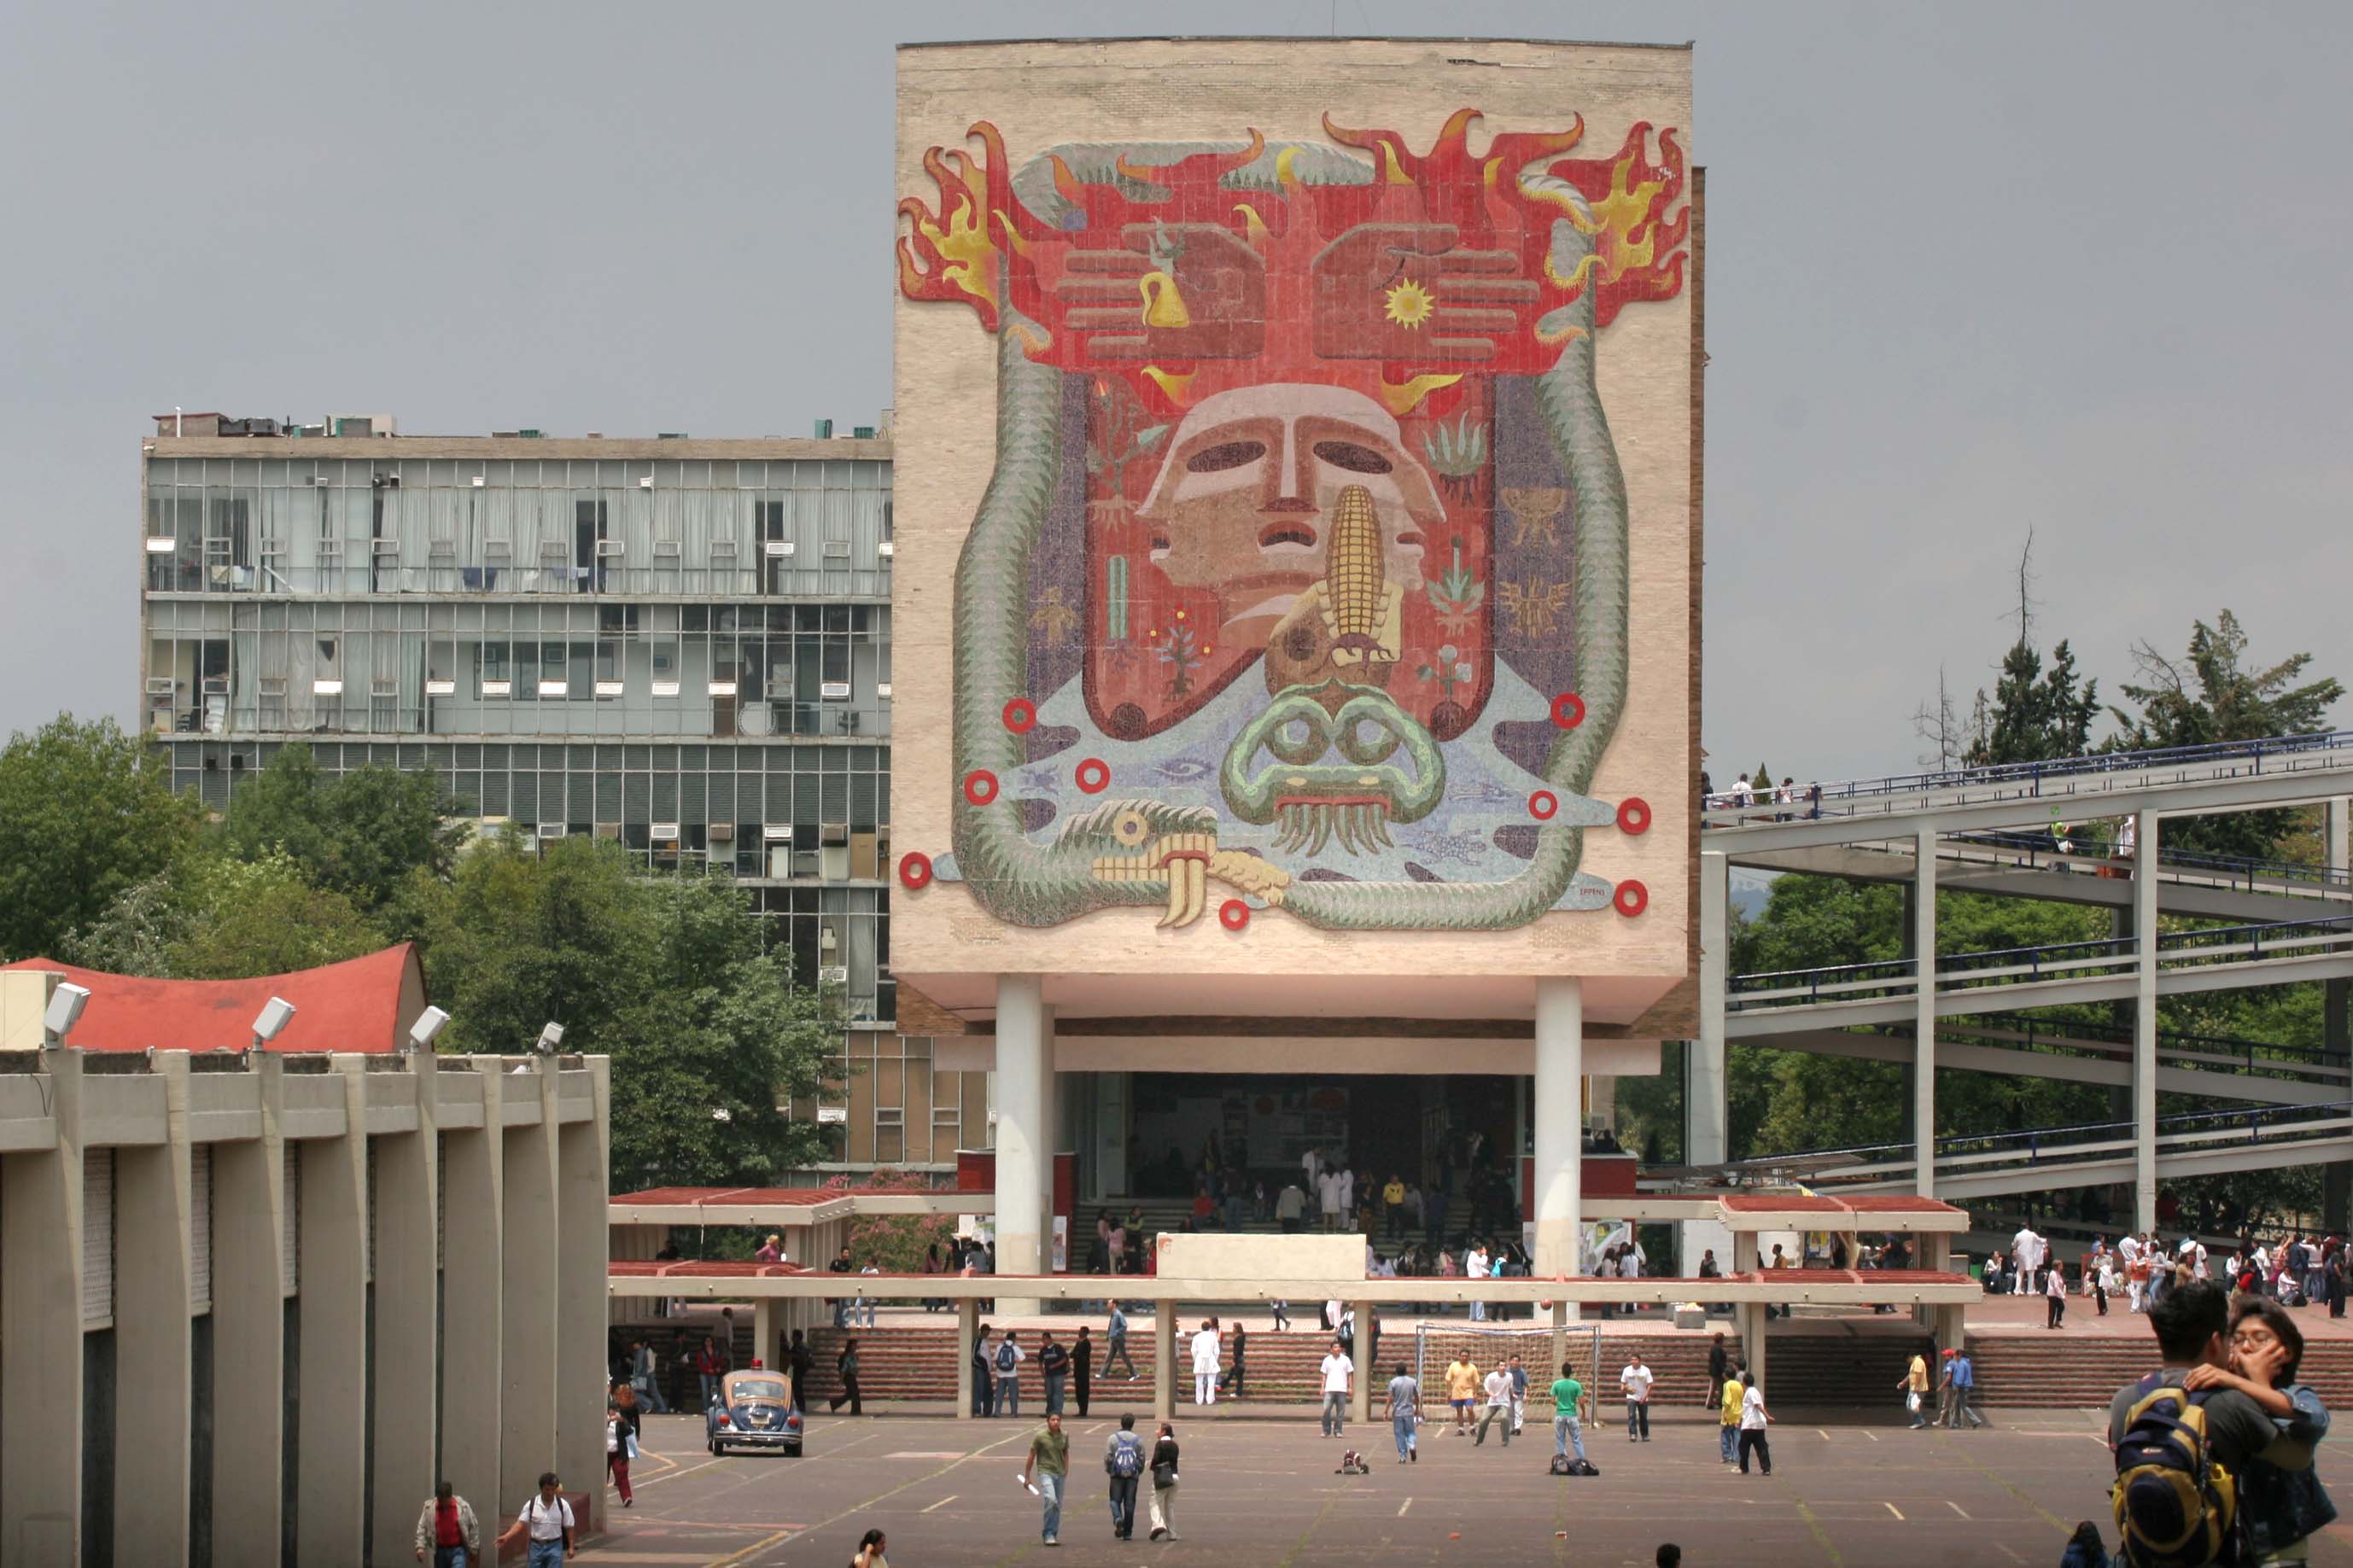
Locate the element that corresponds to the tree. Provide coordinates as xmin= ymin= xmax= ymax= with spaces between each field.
xmin=1966 ymin=638 xmax=2099 ymax=767
xmin=831 ymin=1168 xmax=957 ymax=1271
xmin=2109 ymin=609 xmax=2344 ymax=860
xmin=420 ymin=833 xmax=838 ymax=1192
xmin=0 ymin=716 xmax=201 ymax=961
xmin=63 ymin=851 xmax=383 ymax=980
xmin=219 ymin=744 xmax=464 ymax=912
xmin=1911 ymin=666 xmax=1967 ymax=770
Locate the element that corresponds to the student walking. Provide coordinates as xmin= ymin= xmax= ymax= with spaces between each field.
xmin=1147 ymin=1422 xmax=1182 ymax=1541
xmin=1946 ymin=1348 xmax=1983 ymax=1429
xmin=1900 ymin=1351 xmax=1930 ymax=1428
xmin=1040 ymin=1331 xmax=1071 ymax=1415
xmin=1103 ymin=1414 xmax=1146 ymax=1541
xmin=1319 ymin=1338 xmax=1353 ymax=1436
xmin=1553 ymin=1361 xmax=1591 ymax=1466
xmin=628 ymin=1339 xmax=669 ymax=1415
xmin=995 ymin=1331 xmax=1025 ymax=1417
xmin=1073 ymin=1326 xmax=1095 ymax=1418
xmin=789 ymin=1330 xmax=814 ymax=1414
xmin=1737 ymin=1373 xmax=1774 ymax=1475
xmin=1020 ymin=1411 xmax=1070 ymax=1547
xmin=1386 ymin=1362 xmax=1422 ymax=1463
xmin=1717 ymin=1365 xmax=1743 ymax=1466
xmin=1620 ymin=1354 xmax=1655 ymax=1442
xmin=1105 ymin=1306 xmax=1139 ymax=1379
xmin=413 ymin=1480 xmax=482 ymax=1568
xmin=500 ymin=1474 xmax=574 ymax=1567
xmin=972 ymin=1323 xmax=996 ymax=1417
xmin=606 ymin=1397 xmax=639 ymax=1507
xmin=829 ymin=1338 xmax=864 ymax=1415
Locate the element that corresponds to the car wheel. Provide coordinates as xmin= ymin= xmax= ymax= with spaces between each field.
xmin=709 ymin=1439 xmax=723 ymax=1455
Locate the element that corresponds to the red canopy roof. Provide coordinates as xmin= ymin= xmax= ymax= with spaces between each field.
xmin=3 ymin=944 xmax=425 ymax=1052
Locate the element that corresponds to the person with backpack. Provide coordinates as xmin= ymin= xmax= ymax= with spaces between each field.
xmin=828 ymin=1338 xmax=863 ymax=1415
xmin=499 ymin=1474 xmax=573 ymax=1567
xmin=2181 ymin=1297 xmax=2335 ymax=1565
xmin=995 ymin=1330 xmax=1025 ymax=1416
xmin=1103 ymin=1413 xmax=1147 ymax=1541
xmin=2109 ymin=1279 xmax=2315 ymax=1567
xmin=1552 ymin=1360 xmax=1591 ymax=1471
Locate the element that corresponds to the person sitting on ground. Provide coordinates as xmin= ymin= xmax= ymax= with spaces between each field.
xmin=2182 ymin=1297 xmax=2335 ymax=1563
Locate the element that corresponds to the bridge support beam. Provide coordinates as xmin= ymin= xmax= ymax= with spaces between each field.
xmin=1914 ymin=827 xmax=1938 ymax=1197
xmin=1532 ymin=978 xmax=1585 ymax=1278
xmin=1691 ymin=852 xmax=1730 ymax=1167
xmin=2134 ymin=808 xmax=2162 ymax=1234
xmin=2330 ymin=799 xmax=2351 ymax=1235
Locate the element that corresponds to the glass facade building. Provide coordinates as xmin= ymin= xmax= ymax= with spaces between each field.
xmin=138 ymin=420 xmax=978 ymax=1167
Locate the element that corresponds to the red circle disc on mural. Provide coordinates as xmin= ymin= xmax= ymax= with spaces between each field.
xmin=962 ymin=770 xmax=999 ymax=807
xmin=1614 ymin=879 xmax=1649 ymax=917
xmin=1074 ymin=758 xmax=1110 ymax=795
xmin=1001 ymin=697 xmax=1036 ymax=734
xmin=1528 ymin=790 xmax=1559 ymax=820
xmin=1551 ymin=692 xmax=1585 ymax=728
xmin=1617 ymin=797 xmax=1652 ymax=835
xmin=897 ymin=852 xmax=933 ymax=889
xmin=1219 ymin=899 xmax=1250 ymax=932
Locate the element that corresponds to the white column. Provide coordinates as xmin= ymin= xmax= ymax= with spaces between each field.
xmin=441 ymin=1064 xmax=503 ymax=1524
xmin=114 ymin=1052 xmax=193 ymax=1564
xmin=2134 ymin=808 xmax=2161 ymax=1233
xmin=208 ymin=1057 xmax=283 ymax=1568
xmin=1153 ymin=1303 xmax=1176 ymax=1424
xmin=955 ymin=1298 xmax=977 ymax=1420
xmin=1532 ymin=976 xmax=1585 ymax=1278
xmin=370 ymin=1057 xmax=438 ymax=1568
xmin=994 ymin=976 xmax=1048 ymax=1282
xmin=499 ymin=1063 xmax=559 ymax=1514
xmin=555 ymin=1058 xmax=610 ymax=1535
xmin=1690 ymin=851 xmax=1730 ymax=1166
xmin=1914 ymin=827 xmax=1938 ymax=1198
xmin=295 ymin=1061 xmax=371 ymax=1567
xmin=1 ymin=1047 xmax=84 ymax=1565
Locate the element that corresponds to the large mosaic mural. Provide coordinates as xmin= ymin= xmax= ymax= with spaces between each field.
xmin=896 ymin=110 xmax=1687 ymax=932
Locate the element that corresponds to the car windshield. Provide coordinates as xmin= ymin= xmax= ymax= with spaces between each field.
xmin=732 ymin=1379 xmax=790 ymax=1401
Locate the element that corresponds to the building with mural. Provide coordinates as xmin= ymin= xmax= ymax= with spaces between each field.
xmin=891 ymin=37 xmax=1702 ymax=1274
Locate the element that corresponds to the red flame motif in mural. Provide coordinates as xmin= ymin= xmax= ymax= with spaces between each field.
xmin=902 ymin=112 xmax=1687 ymax=738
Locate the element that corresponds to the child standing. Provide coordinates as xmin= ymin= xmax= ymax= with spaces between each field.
xmin=2184 ymin=1297 xmax=2333 ymax=1565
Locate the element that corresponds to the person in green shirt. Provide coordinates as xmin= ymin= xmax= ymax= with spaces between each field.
xmin=1550 ymin=1362 xmax=1589 ymax=1466
xmin=1021 ymin=1411 xmax=1069 ymax=1546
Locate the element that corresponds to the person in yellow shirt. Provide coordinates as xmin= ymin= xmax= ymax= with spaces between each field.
xmin=1382 ymin=1175 xmax=1408 ymax=1241
xmin=1445 ymin=1357 xmax=1480 ymax=1437
xmin=1718 ymin=1367 xmax=1743 ymax=1466
xmin=1898 ymin=1351 xmax=1930 ymax=1429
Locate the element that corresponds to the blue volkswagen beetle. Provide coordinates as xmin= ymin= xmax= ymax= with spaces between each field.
xmin=707 ymin=1367 xmax=803 ymax=1456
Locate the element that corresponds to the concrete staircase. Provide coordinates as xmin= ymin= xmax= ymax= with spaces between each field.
xmin=1969 ymin=1332 xmax=2353 ymax=1408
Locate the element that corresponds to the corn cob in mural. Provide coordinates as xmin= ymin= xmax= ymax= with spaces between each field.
xmin=1325 ymin=484 xmax=1386 ymax=657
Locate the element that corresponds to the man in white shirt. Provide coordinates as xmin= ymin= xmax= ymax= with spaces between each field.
xmin=1337 ymin=1165 xmax=1356 ymax=1220
xmin=1317 ymin=1170 xmax=1342 ymax=1231
xmin=510 ymin=1472 xmax=573 ymax=1567
xmin=1474 ymin=1366 xmax=1515 ymax=1446
xmin=1318 ymin=1338 xmax=1353 ymax=1437
xmin=2011 ymin=1226 xmax=2041 ymax=1295
xmin=1466 ymin=1244 xmax=1491 ymax=1322
xmin=1303 ymin=1146 xmax=1323 ymax=1194
xmin=1620 ymin=1355 xmax=1655 ymax=1443
xmin=1189 ymin=1319 xmax=1222 ymax=1406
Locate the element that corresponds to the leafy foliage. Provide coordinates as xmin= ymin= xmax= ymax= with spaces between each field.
xmin=65 ymin=853 xmax=382 ymax=981
xmin=831 ymin=1168 xmax=957 ymax=1271
xmin=217 ymin=744 xmax=466 ymax=912
xmin=1965 ymin=638 xmax=2099 ymax=767
xmin=0 ymin=716 xmax=201 ymax=962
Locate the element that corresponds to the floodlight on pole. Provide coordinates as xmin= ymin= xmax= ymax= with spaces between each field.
xmin=251 ymin=995 xmax=296 ymax=1047
xmin=534 ymin=1021 xmax=564 ymax=1057
xmin=42 ymin=982 xmax=91 ymax=1046
xmin=406 ymin=1006 xmax=451 ymax=1052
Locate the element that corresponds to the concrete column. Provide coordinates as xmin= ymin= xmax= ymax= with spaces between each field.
xmin=1531 ymin=977 xmax=1585 ymax=1278
xmin=1 ymin=1047 xmax=83 ymax=1564
xmin=207 ymin=1057 xmax=283 ymax=1568
xmin=2134 ymin=809 xmax=2161 ymax=1233
xmin=441 ymin=1063 xmax=504 ymax=1523
xmin=369 ymin=1056 xmax=437 ymax=1568
xmin=1738 ymin=1299 xmax=1767 ymax=1395
xmin=295 ymin=1060 xmax=371 ymax=1566
xmin=500 ymin=1061 xmax=560 ymax=1513
xmin=1550 ymin=1299 xmax=1568 ymax=1386
xmin=1690 ymin=850 xmax=1730 ymax=1166
xmin=995 ymin=976 xmax=1048 ymax=1307
xmin=114 ymin=1052 xmax=193 ymax=1565
xmin=1152 ymin=1303 xmax=1175 ymax=1424
xmin=1350 ymin=1299 xmax=1377 ymax=1423
xmin=1914 ymin=826 xmax=1938 ymax=1198
xmin=1731 ymin=1231 xmax=1759 ymax=1274
xmin=955 ymin=1298 xmax=977 ymax=1419
xmin=556 ymin=1058 xmax=611 ymax=1531
xmin=2327 ymin=800 xmax=2350 ymax=1233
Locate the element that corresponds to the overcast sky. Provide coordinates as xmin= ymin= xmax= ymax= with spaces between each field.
xmin=3 ymin=1 xmax=2345 ymax=782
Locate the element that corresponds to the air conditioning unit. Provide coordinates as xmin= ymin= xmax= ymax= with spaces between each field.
xmin=820 ymin=681 xmax=851 ymax=702
xmin=539 ymin=540 xmax=569 ymax=557
xmin=651 ymin=680 xmax=680 ymax=697
xmin=144 ymin=537 xmax=177 ymax=554
xmin=823 ymin=540 xmax=852 ymax=558
xmin=653 ymin=539 xmax=681 ymax=557
xmin=372 ymin=538 xmax=400 ymax=555
xmin=425 ymin=679 xmax=457 ymax=696
xmin=707 ymin=679 xmax=737 ymax=697
xmin=762 ymin=825 xmax=793 ymax=842
xmin=482 ymin=679 xmax=512 ymax=697
xmin=470 ymin=475 xmax=487 ymax=488
xmin=651 ymin=822 xmax=680 ymax=842
xmin=535 ymin=823 xmax=566 ymax=840
xmin=817 ymin=1106 xmax=848 ymax=1125
xmin=429 ymin=539 xmax=457 ymax=556
xmin=537 ymin=679 xmax=569 ymax=697
xmin=637 ymin=476 xmax=654 ymax=489
xmin=707 ymin=823 xmax=736 ymax=842
xmin=819 ymin=965 xmax=849 ymax=987
xmin=312 ymin=679 xmax=343 ymax=696
xmin=878 ymin=541 xmax=895 ymax=557
xmin=484 ymin=539 xmax=513 ymax=556
xmin=709 ymin=539 xmax=739 ymax=557
xmin=594 ymin=679 xmax=624 ymax=697
xmin=144 ymin=677 xmax=175 ymax=695
xmin=203 ymin=677 xmax=230 ymax=695
xmin=370 ymin=678 xmax=398 ymax=697
xmin=876 ymin=683 xmax=893 ymax=700
xmin=596 ymin=540 xmax=625 ymax=557
xmin=762 ymin=540 xmax=795 ymax=557
xmin=259 ymin=676 xmax=288 ymax=696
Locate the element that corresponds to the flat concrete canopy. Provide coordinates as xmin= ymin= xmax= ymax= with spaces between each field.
xmin=607 ymin=1263 xmax=1981 ymax=1309
xmin=1714 ymin=1193 xmax=1972 ymax=1233
xmin=610 ymin=1185 xmax=990 ymax=1227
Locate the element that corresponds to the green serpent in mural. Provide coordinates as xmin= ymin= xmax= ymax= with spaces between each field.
xmin=945 ymin=169 xmax=1632 ymax=932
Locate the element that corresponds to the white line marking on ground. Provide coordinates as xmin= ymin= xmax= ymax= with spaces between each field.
xmin=920 ymin=1495 xmax=957 ymax=1514
xmin=1864 ymin=1431 xmax=1880 ymax=1442
xmin=1998 ymin=1545 xmax=2025 ymax=1563
xmin=1947 ymin=1501 xmax=1971 ymax=1519
xmin=1885 ymin=1503 xmax=1905 ymax=1520
xmin=1398 ymin=1497 xmax=1412 ymax=1517
xmin=1817 ymin=1429 xmax=1830 ymax=1440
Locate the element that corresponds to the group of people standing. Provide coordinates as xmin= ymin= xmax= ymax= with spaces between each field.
xmin=971 ymin=1314 xmax=1142 ymax=1419
xmin=1019 ymin=1410 xmax=1182 ymax=1547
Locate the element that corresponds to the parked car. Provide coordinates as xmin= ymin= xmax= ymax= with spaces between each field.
xmin=707 ymin=1368 xmax=803 ymax=1456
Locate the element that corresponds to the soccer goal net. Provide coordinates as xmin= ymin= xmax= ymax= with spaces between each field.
xmin=1411 ymin=1320 xmax=1602 ymax=1398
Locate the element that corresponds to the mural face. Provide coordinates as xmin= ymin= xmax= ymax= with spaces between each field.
xmin=899 ymin=112 xmax=1686 ymax=931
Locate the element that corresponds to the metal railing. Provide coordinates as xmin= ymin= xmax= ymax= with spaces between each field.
xmin=1729 ymin=912 xmax=2353 ymax=1011
xmin=1936 ymin=831 xmax=2353 ymax=895
xmin=1702 ymin=728 xmax=2353 ymax=825
xmin=1933 ymin=1011 xmax=2343 ymax=1080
